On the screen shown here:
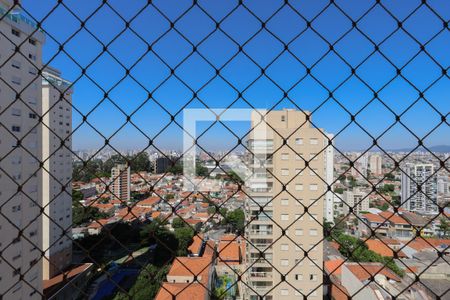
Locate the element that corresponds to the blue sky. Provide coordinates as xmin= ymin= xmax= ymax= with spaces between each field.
xmin=21 ymin=0 xmax=449 ymax=152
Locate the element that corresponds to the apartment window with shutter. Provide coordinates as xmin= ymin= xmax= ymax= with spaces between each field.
xmin=11 ymin=28 xmax=20 ymax=37
xmin=295 ymin=184 xmax=303 ymax=191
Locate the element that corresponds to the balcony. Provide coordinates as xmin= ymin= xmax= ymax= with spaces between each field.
xmin=249 ymin=272 xmax=273 ymax=279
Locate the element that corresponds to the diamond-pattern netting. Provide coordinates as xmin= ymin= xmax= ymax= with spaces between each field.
xmin=0 ymin=0 xmax=449 ymax=299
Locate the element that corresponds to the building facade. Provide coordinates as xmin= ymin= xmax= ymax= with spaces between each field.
xmin=246 ymin=109 xmax=329 ymax=299
xmin=369 ymin=154 xmax=382 ymax=176
xmin=342 ymin=190 xmax=369 ymax=216
xmin=401 ymin=164 xmax=438 ymax=215
xmin=41 ymin=66 xmax=73 ymax=279
xmin=154 ymin=156 xmax=171 ymax=174
xmin=0 ymin=0 xmax=45 ymax=297
xmin=111 ymin=164 xmax=131 ymax=202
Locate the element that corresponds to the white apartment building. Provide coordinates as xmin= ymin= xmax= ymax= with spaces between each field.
xmin=369 ymin=153 xmax=382 ymax=176
xmin=41 ymin=66 xmax=73 ymax=279
xmin=401 ymin=164 xmax=438 ymax=215
xmin=342 ymin=190 xmax=369 ymax=216
xmin=246 ymin=109 xmax=330 ymax=300
xmin=111 ymin=164 xmax=131 ymax=202
xmin=0 ymin=0 xmax=45 ymax=298
xmin=351 ymin=153 xmax=368 ymax=178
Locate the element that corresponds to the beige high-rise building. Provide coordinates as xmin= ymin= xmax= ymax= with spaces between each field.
xmin=246 ymin=109 xmax=330 ymax=300
xmin=369 ymin=154 xmax=382 ymax=176
xmin=0 ymin=0 xmax=45 ymax=298
xmin=342 ymin=190 xmax=369 ymax=216
xmin=41 ymin=66 xmax=73 ymax=279
xmin=111 ymin=164 xmax=130 ymax=201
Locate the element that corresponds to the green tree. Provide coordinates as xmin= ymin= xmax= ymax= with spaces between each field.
xmin=72 ymin=189 xmax=84 ymax=205
xmin=225 ymin=209 xmax=245 ymax=233
xmin=196 ymin=163 xmax=209 ymax=177
xmin=72 ymin=206 xmax=110 ymax=226
xmin=114 ymin=264 xmax=170 ymax=300
xmin=174 ymin=227 xmax=194 ymax=256
xmin=438 ymin=218 xmax=450 ymax=238
xmin=172 ymin=217 xmax=186 ymax=229
xmin=227 ymin=171 xmax=244 ymax=185
xmin=334 ymin=187 xmax=344 ymax=194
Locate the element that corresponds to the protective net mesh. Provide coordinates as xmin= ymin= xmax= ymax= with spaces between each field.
xmin=0 ymin=0 xmax=448 ymax=299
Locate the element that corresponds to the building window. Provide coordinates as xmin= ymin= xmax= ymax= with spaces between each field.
xmin=11 ymin=28 xmax=20 ymax=37
xmin=310 ymin=274 xmax=317 ymax=281
xmin=12 ymin=268 xmax=21 ymax=277
xmin=28 ymin=38 xmax=37 ymax=46
xmin=281 ymin=153 xmax=289 ymax=160
xmin=29 ymin=113 xmax=37 ymax=119
xmin=280 ymin=289 xmax=289 ymax=296
xmin=281 ymin=199 xmax=289 ymax=206
xmin=11 ymin=108 xmax=21 ymax=116
xmin=309 ymin=184 xmax=318 ymax=191
xmin=11 ymin=76 xmax=21 ymax=85
xmin=309 ymin=229 xmax=318 ymax=236
xmin=295 ymin=138 xmax=303 ymax=145
xmin=281 ymin=115 xmax=285 ymax=122
xmin=295 ymin=229 xmax=303 ymax=236
xmin=295 ymin=274 xmax=303 ymax=281
xmin=12 ymin=125 xmax=21 ymax=132
xmin=281 ymin=214 xmax=289 ymax=221
xmin=295 ymin=184 xmax=303 ymax=191
xmin=280 ymin=259 xmax=289 ymax=266
xmin=281 ymin=169 xmax=289 ymax=176
xmin=281 ymin=244 xmax=289 ymax=251
xmin=309 ymin=138 xmax=318 ymax=145
xmin=11 ymin=60 xmax=21 ymax=69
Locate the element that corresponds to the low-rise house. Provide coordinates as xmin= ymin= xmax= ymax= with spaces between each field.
xmin=156 ymin=256 xmax=214 ymax=300
xmin=365 ymin=239 xmax=407 ymax=258
xmin=359 ymin=213 xmax=390 ymax=237
xmin=380 ymin=211 xmax=414 ymax=239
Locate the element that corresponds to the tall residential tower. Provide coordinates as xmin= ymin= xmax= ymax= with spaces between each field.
xmin=0 ymin=0 xmax=45 ymax=298
xmin=41 ymin=66 xmax=73 ymax=279
xmin=246 ymin=109 xmax=331 ymax=300
xmin=111 ymin=164 xmax=131 ymax=202
xmin=401 ymin=164 xmax=438 ymax=215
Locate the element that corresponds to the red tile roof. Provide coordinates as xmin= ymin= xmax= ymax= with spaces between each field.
xmin=365 ymin=239 xmax=407 ymax=258
xmin=167 ymin=257 xmax=212 ymax=283
xmin=155 ymin=282 xmax=208 ymax=300
xmin=379 ymin=211 xmax=409 ymax=225
xmin=218 ymin=240 xmax=240 ymax=264
xmin=188 ymin=234 xmax=204 ymax=255
xmin=345 ymin=263 xmax=401 ymax=282
xmin=43 ymin=263 xmax=92 ymax=290
xmin=325 ymin=258 xmax=345 ymax=276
